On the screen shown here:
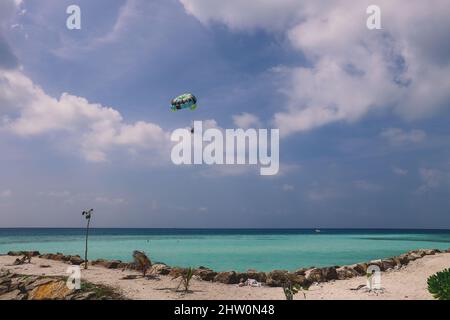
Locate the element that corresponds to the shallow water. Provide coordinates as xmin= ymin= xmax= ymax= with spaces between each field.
xmin=0 ymin=229 xmax=449 ymax=272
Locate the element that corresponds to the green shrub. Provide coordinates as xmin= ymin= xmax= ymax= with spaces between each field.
xmin=427 ymin=268 xmax=450 ymax=300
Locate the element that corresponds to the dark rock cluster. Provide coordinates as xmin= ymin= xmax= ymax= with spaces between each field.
xmin=7 ymin=248 xmax=448 ymax=288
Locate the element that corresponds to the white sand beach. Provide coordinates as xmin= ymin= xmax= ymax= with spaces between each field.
xmin=1 ymin=252 xmax=448 ymax=300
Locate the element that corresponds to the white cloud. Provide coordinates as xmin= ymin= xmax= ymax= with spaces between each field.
xmin=0 ymin=0 xmax=19 ymax=22
xmin=282 ymin=184 xmax=294 ymax=191
xmin=1 ymin=189 xmax=12 ymax=198
xmin=201 ymin=165 xmax=257 ymax=177
xmin=417 ymin=168 xmax=441 ymax=193
xmin=180 ymin=0 xmax=302 ymax=31
xmin=38 ymin=190 xmax=71 ymax=198
xmin=307 ymin=189 xmax=336 ymax=202
xmin=392 ymin=167 xmax=408 ymax=176
xmin=180 ymin=1 xmax=450 ymax=136
xmin=232 ymin=112 xmax=261 ymax=129
xmin=95 ymin=196 xmax=127 ymax=205
xmin=353 ymin=180 xmax=382 ymax=192
xmin=380 ymin=128 xmax=426 ymax=145
xmin=0 ymin=71 xmax=170 ymax=163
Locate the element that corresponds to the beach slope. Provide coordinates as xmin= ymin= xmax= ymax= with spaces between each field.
xmin=1 ymin=252 xmax=449 ymax=300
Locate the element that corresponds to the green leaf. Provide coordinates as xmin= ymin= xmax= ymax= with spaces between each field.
xmin=427 ymin=268 xmax=450 ymax=300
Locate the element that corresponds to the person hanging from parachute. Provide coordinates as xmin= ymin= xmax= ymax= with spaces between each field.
xmin=170 ymin=93 xmax=198 ymax=133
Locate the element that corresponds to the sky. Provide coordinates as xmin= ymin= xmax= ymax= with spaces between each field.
xmin=0 ymin=0 xmax=450 ymax=228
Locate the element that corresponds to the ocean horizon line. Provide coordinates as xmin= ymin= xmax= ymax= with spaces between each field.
xmin=1 ymin=227 xmax=450 ymax=231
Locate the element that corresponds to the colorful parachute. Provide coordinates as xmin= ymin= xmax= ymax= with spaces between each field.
xmin=170 ymin=93 xmax=197 ymax=112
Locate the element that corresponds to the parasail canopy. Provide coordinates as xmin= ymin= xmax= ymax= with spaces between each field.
xmin=170 ymin=93 xmax=197 ymax=111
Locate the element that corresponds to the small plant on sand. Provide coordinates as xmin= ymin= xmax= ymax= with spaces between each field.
xmin=176 ymin=267 xmax=194 ymax=293
xmin=82 ymin=209 xmax=94 ymax=270
xmin=283 ymin=281 xmax=307 ymax=300
xmin=427 ymin=268 xmax=450 ymax=300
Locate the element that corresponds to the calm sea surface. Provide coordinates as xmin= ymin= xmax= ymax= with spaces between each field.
xmin=0 ymin=229 xmax=449 ymax=272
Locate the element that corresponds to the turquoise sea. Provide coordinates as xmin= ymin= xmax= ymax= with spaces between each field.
xmin=0 ymin=229 xmax=449 ymax=272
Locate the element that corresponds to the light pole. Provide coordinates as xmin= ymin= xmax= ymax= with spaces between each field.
xmin=82 ymin=209 xmax=94 ymax=270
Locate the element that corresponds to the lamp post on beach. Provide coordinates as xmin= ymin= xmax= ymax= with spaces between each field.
xmin=82 ymin=209 xmax=94 ymax=270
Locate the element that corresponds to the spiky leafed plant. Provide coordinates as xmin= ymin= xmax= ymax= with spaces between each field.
xmin=81 ymin=209 xmax=94 ymax=270
xmin=177 ymin=267 xmax=194 ymax=293
xmin=283 ymin=280 xmax=308 ymax=300
xmin=427 ymin=268 xmax=450 ymax=300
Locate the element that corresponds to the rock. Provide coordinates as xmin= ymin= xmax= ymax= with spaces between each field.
xmin=368 ymin=259 xmax=382 ymax=265
xmin=28 ymin=280 xmax=73 ymax=300
xmin=406 ymin=252 xmax=422 ymax=261
xmin=8 ymin=278 xmax=21 ymax=292
xmin=306 ymin=267 xmax=337 ymax=283
xmin=40 ymin=253 xmax=66 ymax=262
xmin=23 ymin=278 xmax=53 ymax=292
xmin=0 ymin=271 xmax=121 ymax=300
xmin=322 ymin=267 xmax=338 ymax=280
xmin=39 ymin=265 xmax=51 ymax=268
xmin=265 ymin=270 xmax=310 ymax=287
xmin=0 ymin=289 xmax=24 ymax=300
xmin=121 ymin=275 xmax=139 ymax=280
xmin=151 ymin=264 xmax=172 ymax=276
xmin=214 ymin=271 xmax=239 ymax=284
xmin=336 ymin=267 xmax=359 ymax=280
xmin=71 ymin=292 xmax=96 ymax=300
xmin=0 ymin=285 xmax=10 ymax=295
xmin=7 ymin=251 xmax=40 ymax=257
xmin=351 ymin=263 xmax=368 ymax=275
xmin=406 ymin=249 xmax=438 ymax=259
xmin=423 ymin=249 xmax=439 ymax=255
xmin=396 ymin=254 xmax=410 ymax=265
xmin=446 ymin=248 xmax=450 ymax=253
xmin=104 ymin=260 xmax=122 ymax=269
xmin=245 ymin=270 xmax=267 ymax=283
xmin=381 ymin=258 xmax=396 ymax=270
xmin=91 ymin=259 xmax=122 ymax=269
xmin=306 ymin=268 xmax=324 ymax=283
xmin=68 ymin=255 xmax=84 ymax=265
xmin=13 ymin=257 xmax=26 ymax=265
xmin=266 ymin=270 xmax=289 ymax=287
xmin=288 ymin=274 xmax=311 ymax=288
xmin=117 ymin=263 xmax=129 ymax=270
xmin=391 ymin=256 xmax=402 ymax=266
xmin=7 ymin=251 xmax=21 ymax=256
xmin=194 ymin=268 xmax=217 ymax=281
xmin=415 ymin=250 xmax=428 ymax=258
xmin=294 ymin=268 xmax=308 ymax=276
xmin=169 ymin=267 xmax=186 ymax=278
xmin=0 ymin=275 xmax=11 ymax=285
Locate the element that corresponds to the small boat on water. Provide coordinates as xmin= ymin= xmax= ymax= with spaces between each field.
xmin=315 ymin=229 xmax=321 ymax=233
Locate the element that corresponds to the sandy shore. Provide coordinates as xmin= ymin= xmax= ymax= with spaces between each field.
xmin=1 ymin=252 xmax=448 ymax=300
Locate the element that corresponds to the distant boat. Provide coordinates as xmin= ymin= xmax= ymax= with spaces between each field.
xmin=315 ymin=229 xmax=321 ymax=233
